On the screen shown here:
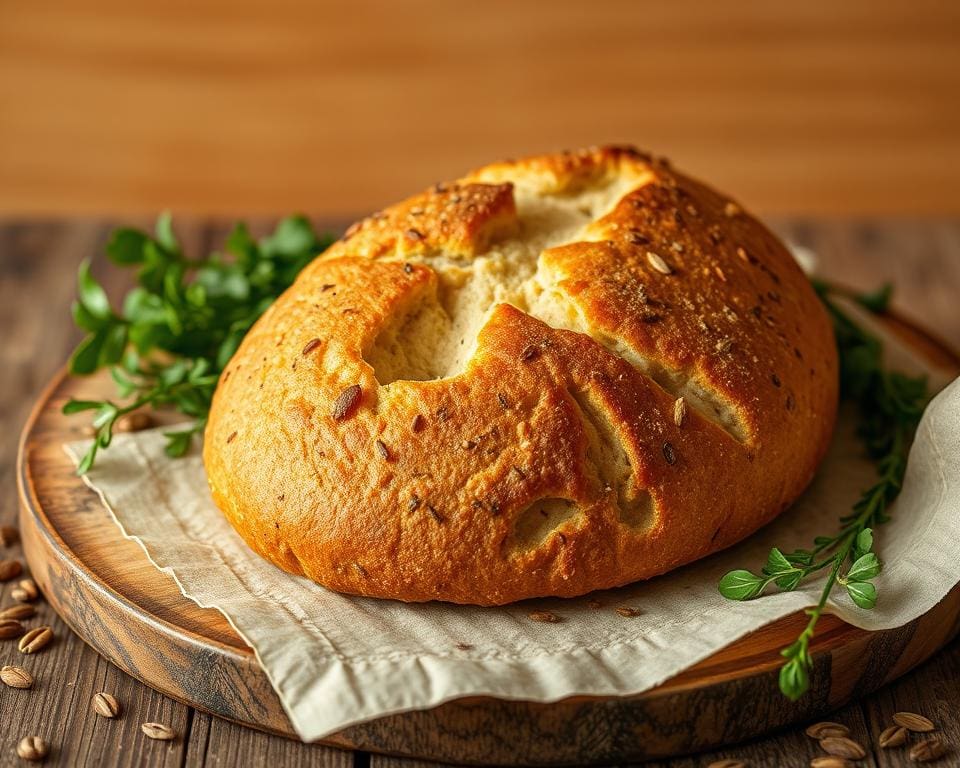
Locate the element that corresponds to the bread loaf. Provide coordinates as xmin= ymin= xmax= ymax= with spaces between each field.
xmin=204 ymin=146 xmax=838 ymax=605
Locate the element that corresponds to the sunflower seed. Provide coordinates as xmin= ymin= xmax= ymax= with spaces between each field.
xmin=810 ymin=758 xmax=853 ymax=768
xmin=819 ymin=736 xmax=866 ymax=759
xmin=0 ymin=560 xmax=22 ymax=581
xmin=16 ymin=736 xmax=48 ymax=761
xmin=879 ymin=725 xmax=908 ymax=748
xmin=331 ymin=384 xmax=362 ymax=421
xmin=673 ymin=397 xmax=687 ymax=427
xmin=910 ymin=737 xmax=947 ymax=762
xmin=12 ymin=579 xmax=39 ymax=602
xmin=894 ymin=712 xmax=936 ymax=732
xmin=0 ymin=604 xmax=35 ymax=621
xmin=615 ymin=607 xmax=642 ymax=617
xmin=528 ymin=610 xmax=561 ymax=623
xmin=0 ymin=665 xmax=33 ymax=689
xmin=93 ymin=692 xmax=121 ymax=718
xmin=646 ymin=251 xmax=672 ymax=275
xmin=18 ymin=626 xmax=53 ymax=654
xmin=0 ymin=619 xmax=24 ymax=639
xmin=805 ymin=722 xmax=850 ymax=740
xmin=141 ymin=722 xmax=176 ymax=741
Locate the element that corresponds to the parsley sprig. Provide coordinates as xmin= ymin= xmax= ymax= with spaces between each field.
xmin=718 ymin=281 xmax=928 ymax=700
xmin=64 ymin=214 xmax=334 ymax=472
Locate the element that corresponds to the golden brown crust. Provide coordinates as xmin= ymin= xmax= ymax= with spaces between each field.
xmin=204 ymin=145 xmax=838 ymax=605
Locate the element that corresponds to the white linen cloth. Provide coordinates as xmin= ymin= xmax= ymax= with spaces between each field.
xmin=66 ymin=301 xmax=960 ymax=741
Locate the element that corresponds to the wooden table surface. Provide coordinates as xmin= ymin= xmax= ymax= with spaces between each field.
xmin=1 ymin=1 xmax=960 ymax=218
xmin=1 ymin=217 xmax=959 ymax=767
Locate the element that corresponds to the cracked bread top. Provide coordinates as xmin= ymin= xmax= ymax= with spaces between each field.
xmin=203 ymin=145 xmax=838 ymax=605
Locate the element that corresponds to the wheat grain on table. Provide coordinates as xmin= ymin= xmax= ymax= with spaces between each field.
xmin=1 ymin=218 xmax=959 ymax=768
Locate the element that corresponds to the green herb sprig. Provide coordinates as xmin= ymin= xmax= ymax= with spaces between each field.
xmin=64 ymin=214 xmax=334 ymax=472
xmin=718 ymin=281 xmax=928 ymax=700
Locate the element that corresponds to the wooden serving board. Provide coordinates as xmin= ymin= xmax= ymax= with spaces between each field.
xmin=16 ymin=311 xmax=960 ymax=767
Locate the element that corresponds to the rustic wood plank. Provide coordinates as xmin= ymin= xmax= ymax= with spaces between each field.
xmin=0 ymin=220 xmax=192 ymax=767
xmin=184 ymin=712 xmax=354 ymax=768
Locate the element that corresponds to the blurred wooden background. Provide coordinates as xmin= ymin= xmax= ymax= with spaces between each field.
xmin=0 ymin=0 xmax=958 ymax=217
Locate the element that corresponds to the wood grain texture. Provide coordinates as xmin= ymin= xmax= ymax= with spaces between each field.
xmin=1 ymin=1 xmax=960 ymax=218
xmin=1 ymin=218 xmax=959 ymax=766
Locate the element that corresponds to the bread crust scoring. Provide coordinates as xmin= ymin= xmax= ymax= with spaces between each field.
xmin=204 ymin=146 xmax=838 ymax=605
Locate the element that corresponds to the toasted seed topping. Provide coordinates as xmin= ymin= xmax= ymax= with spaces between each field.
xmin=406 ymin=228 xmax=425 ymax=241
xmin=455 ymin=642 xmax=474 ymax=651
xmin=662 ymin=442 xmax=677 ymax=465
xmin=427 ymin=504 xmax=444 ymax=523
xmin=724 ymin=201 xmax=741 ymax=217
xmin=331 ymin=384 xmax=362 ymax=421
xmin=408 ymin=495 xmax=421 ymax=512
xmin=412 ymin=414 xmax=426 ymax=432
xmin=673 ymin=397 xmax=687 ymax=427
xmin=646 ymin=250 xmax=672 ymax=274
xmin=226 ymin=431 xmax=238 ymax=444
xmin=375 ymin=440 xmax=390 ymax=460
xmin=520 ymin=344 xmax=540 ymax=362
xmin=301 ymin=338 xmax=322 ymax=356
xmin=403 ymin=262 xmax=414 ymax=273
xmin=615 ymin=607 xmax=642 ymax=617
xmin=497 ymin=392 xmax=510 ymax=409
xmin=528 ymin=610 xmax=562 ymax=623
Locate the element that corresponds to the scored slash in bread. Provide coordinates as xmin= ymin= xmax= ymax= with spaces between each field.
xmin=203 ymin=146 xmax=838 ymax=605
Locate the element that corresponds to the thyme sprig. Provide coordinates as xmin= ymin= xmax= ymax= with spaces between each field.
xmin=64 ymin=214 xmax=334 ymax=472
xmin=719 ymin=280 xmax=929 ymax=700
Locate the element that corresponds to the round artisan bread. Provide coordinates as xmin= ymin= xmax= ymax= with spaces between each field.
xmin=203 ymin=146 xmax=838 ymax=605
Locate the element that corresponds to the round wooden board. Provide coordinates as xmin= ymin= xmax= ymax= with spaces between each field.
xmin=17 ymin=312 xmax=960 ymax=766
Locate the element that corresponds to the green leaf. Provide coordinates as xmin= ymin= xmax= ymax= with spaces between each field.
xmin=72 ymin=301 xmax=107 ymax=333
xmin=261 ymin=215 xmax=316 ymax=258
xmin=227 ymin=221 xmax=258 ymax=260
xmin=98 ymin=324 xmax=128 ymax=367
xmin=847 ymin=552 xmax=881 ymax=582
xmin=164 ymin=429 xmax=195 ymax=458
xmin=853 ymin=528 xmax=873 ymax=559
xmin=855 ymin=283 xmax=893 ymax=313
xmin=779 ymin=657 xmax=810 ymax=701
xmin=764 ymin=547 xmax=793 ymax=575
xmin=62 ymin=399 xmax=104 ymax=415
xmin=774 ymin=570 xmax=804 ymax=592
xmin=718 ymin=570 xmax=765 ymax=601
xmin=155 ymin=211 xmax=180 ymax=254
xmin=110 ymin=367 xmax=137 ymax=398
xmin=106 ymin=228 xmax=148 ymax=265
xmin=69 ymin=332 xmax=106 ymax=375
xmin=846 ymin=580 xmax=877 ymax=609
xmin=77 ymin=261 xmax=112 ymax=319
xmin=76 ymin=443 xmax=99 ymax=475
